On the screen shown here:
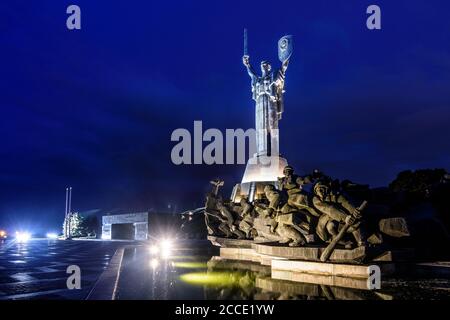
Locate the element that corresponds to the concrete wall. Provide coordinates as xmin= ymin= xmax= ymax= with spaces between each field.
xmin=102 ymin=212 xmax=149 ymax=240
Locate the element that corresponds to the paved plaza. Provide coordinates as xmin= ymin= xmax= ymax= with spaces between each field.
xmin=0 ymin=239 xmax=125 ymax=300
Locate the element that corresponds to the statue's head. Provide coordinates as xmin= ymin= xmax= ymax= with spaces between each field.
xmin=314 ymin=182 xmax=329 ymax=201
xmin=215 ymin=198 xmax=224 ymax=209
xmin=260 ymin=61 xmax=272 ymax=75
xmin=283 ymin=165 xmax=294 ymax=177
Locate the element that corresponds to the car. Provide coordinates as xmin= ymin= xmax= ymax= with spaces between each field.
xmin=0 ymin=230 xmax=7 ymax=241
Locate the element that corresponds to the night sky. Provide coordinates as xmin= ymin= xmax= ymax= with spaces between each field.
xmin=1 ymin=1 xmax=449 ymax=233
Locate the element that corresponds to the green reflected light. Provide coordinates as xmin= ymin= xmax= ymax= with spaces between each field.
xmin=173 ymin=262 xmax=207 ymax=269
xmin=180 ymin=272 xmax=240 ymax=286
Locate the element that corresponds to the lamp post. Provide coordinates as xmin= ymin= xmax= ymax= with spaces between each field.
xmin=68 ymin=187 xmax=72 ymax=239
xmin=65 ymin=187 xmax=68 ymax=238
xmin=65 ymin=187 xmax=73 ymax=239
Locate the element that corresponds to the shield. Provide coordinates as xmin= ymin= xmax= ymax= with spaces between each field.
xmin=278 ymin=35 xmax=293 ymax=62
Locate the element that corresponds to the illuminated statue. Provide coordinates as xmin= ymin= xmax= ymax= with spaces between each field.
xmin=242 ymin=33 xmax=293 ymax=157
xmin=239 ymin=31 xmax=293 ymax=196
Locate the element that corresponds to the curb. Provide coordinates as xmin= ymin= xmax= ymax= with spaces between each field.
xmin=85 ymin=247 xmax=125 ymax=300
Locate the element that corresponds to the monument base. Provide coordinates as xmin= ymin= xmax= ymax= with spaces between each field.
xmin=231 ymin=155 xmax=288 ymax=202
xmin=211 ymin=238 xmax=413 ymax=263
xmin=207 ymin=235 xmax=261 ymax=249
xmin=241 ymin=155 xmax=288 ymax=184
xmin=207 ymin=236 xmax=414 ymax=290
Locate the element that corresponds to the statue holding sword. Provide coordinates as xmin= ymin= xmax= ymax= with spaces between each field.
xmin=242 ymin=29 xmax=293 ymax=157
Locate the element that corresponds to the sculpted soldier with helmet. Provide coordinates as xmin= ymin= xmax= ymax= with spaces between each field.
xmin=312 ymin=178 xmax=366 ymax=248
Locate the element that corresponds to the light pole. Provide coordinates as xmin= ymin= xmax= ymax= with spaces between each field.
xmin=65 ymin=187 xmax=69 ymax=238
xmin=64 ymin=187 xmax=73 ymax=239
xmin=68 ymin=187 xmax=72 ymax=239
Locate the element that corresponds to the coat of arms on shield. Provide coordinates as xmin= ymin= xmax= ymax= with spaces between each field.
xmin=278 ymin=35 xmax=293 ymax=63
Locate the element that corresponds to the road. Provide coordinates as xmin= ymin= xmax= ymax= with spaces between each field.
xmin=0 ymin=239 xmax=125 ymax=300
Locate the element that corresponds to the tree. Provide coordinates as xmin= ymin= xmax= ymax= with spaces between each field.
xmin=389 ymin=169 xmax=447 ymax=194
xmin=62 ymin=212 xmax=87 ymax=238
xmin=62 ymin=212 xmax=99 ymax=238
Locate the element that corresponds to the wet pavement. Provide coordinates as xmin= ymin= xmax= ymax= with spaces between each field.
xmin=116 ymin=241 xmax=450 ymax=300
xmin=0 ymin=239 xmax=125 ymax=300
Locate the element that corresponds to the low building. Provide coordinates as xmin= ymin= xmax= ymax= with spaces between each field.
xmin=102 ymin=212 xmax=149 ymax=240
xmin=101 ymin=211 xmax=183 ymax=241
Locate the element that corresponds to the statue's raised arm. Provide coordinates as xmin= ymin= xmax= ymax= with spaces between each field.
xmin=243 ymin=55 xmax=257 ymax=81
xmin=275 ymin=58 xmax=290 ymax=86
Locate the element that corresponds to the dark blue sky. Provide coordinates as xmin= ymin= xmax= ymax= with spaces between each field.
xmin=1 ymin=0 xmax=449 ymax=232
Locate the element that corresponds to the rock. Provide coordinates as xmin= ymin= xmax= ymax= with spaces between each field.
xmin=367 ymin=233 xmax=383 ymax=245
xmin=379 ymin=217 xmax=410 ymax=237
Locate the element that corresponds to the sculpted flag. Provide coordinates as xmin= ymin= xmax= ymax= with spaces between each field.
xmin=278 ymin=35 xmax=293 ymax=62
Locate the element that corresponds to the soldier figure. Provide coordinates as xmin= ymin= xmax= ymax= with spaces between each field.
xmin=237 ymin=197 xmax=257 ymax=239
xmin=278 ymin=166 xmax=320 ymax=221
xmin=204 ymin=179 xmax=245 ymax=239
xmin=216 ymin=201 xmax=246 ymax=239
xmin=312 ymin=179 xmax=366 ymax=247
xmin=263 ymin=184 xmax=306 ymax=246
xmin=204 ymin=179 xmax=226 ymax=236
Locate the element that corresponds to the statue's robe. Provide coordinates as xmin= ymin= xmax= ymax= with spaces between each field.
xmin=246 ymin=63 xmax=288 ymax=156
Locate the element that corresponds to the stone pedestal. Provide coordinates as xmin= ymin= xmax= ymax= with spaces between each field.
xmin=254 ymin=242 xmax=368 ymax=263
xmin=207 ymin=235 xmax=257 ymax=248
xmin=208 ymin=237 xmax=413 ymax=291
xmin=214 ymin=246 xmax=394 ymax=291
xmin=241 ymin=155 xmax=288 ymax=184
xmin=231 ymin=155 xmax=288 ymax=202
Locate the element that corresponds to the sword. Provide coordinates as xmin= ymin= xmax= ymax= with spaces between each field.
xmin=243 ymin=28 xmax=248 ymax=57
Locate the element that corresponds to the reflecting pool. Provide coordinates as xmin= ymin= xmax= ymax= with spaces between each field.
xmin=115 ymin=241 xmax=450 ymax=300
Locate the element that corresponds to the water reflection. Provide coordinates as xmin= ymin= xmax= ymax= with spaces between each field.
xmin=200 ymin=258 xmax=379 ymax=300
xmin=116 ymin=245 xmax=450 ymax=300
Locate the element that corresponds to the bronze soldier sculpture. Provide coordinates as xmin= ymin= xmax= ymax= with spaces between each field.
xmin=278 ymin=166 xmax=320 ymax=221
xmin=312 ymin=179 xmax=366 ymax=248
xmin=263 ymin=184 xmax=306 ymax=246
xmin=237 ymin=197 xmax=257 ymax=239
